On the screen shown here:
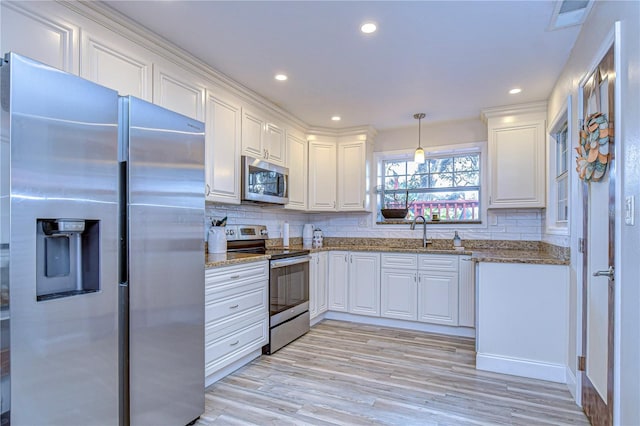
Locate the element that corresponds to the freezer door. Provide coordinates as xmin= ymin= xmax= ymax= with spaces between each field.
xmin=124 ymin=96 xmax=205 ymax=425
xmin=1 ymin=53 xmax=120 ymax=423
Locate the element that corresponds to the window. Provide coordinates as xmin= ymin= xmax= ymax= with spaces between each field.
xmin=377 ymin=152 xmax=481 ymax=222
xmin=555 ymin=123 xmax=569 ymax=222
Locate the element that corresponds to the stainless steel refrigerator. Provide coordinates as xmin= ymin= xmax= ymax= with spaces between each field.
xmin=0 ymin=53 xmax=205 ymax=425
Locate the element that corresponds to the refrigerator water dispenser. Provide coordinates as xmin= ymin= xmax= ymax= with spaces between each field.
xmin=36 ymin=219 xmax=100 ymax=301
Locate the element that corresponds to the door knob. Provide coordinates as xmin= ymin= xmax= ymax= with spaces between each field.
xmin=593 ymin=266 xmax=614 ymax=279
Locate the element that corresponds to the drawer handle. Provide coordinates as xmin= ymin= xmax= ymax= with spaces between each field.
xmin=229 ymin=304 xmax=239 ymax=309
xmin=230 ymin=340 xmax=240 ymax=346
xmin=230 ymin=275 xmax=241 ymax=279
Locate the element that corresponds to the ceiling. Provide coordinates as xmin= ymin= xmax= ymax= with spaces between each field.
xmin=103 ymin=1 xmax=582 ymax=131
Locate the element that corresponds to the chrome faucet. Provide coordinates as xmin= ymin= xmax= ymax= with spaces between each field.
xmin=410 ymin=215 xmax=433 ymax=248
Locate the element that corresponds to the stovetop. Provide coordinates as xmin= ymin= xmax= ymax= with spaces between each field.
xmin=225 ymin=224 xmax=309 ymax=260
xmin=265 ymin=248 xmax=310 ymax=260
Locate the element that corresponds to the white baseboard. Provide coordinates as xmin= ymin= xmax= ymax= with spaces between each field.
xmin=322 ymin=311 xmax=475 ymax=338
xmin=204 ymin=349 xmax=262 ymax=388
xmin=566 ymin=367 xmax=578 ymax=401
xmin=310 ymin=312 xmax=326 ymax=326
xmin=476 ymin=352 xmax=567 ymax=383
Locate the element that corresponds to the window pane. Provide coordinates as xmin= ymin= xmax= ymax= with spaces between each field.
xmin=384 ymin=176 xmax=407 ymax=190
xmin=428 ymin=158 xmax=454 ymax=174
xmin=430 ymin=173 xmax=454 ymax=188
xmin=408 ymin=190 xmax=480 ymax=221
xmin=454 ymin=155 xmax=479 ymax=172
xmin=454 ymin=171 xmax=480 ymax=187
xmin=407 ymin=173 xmax=429 ymax=188
xmin=384 ymin=161 xmax=406 ymax=177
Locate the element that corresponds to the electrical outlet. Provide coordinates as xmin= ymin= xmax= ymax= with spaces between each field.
xmin=625 ymin=195 xmax=634 ymax=225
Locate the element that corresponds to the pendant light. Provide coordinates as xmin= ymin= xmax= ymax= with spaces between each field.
xmin=413 ymin=113 xmax=426 ymax=163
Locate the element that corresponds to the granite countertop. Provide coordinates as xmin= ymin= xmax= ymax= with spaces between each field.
xmin=205 ymin=252 xmax=269 ymax=268
xmin=470 ymin=249 xmax=569 ymax=265
xmin=308 ymin=246 xmax=472 ymax=256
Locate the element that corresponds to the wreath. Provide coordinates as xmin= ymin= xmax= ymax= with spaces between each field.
xmin=575 ymin=112 xmax=610 ymax=182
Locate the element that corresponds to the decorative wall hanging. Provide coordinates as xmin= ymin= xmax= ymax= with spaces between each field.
xmin=575 ymin=111 xmax=610 ymax=182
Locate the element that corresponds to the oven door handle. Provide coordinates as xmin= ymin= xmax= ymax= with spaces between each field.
xmin=270 ymin=256 xmax=311 ymax=269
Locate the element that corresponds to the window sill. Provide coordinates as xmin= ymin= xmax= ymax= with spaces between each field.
xmin=376 ymin=220 xmax=482 ymax=226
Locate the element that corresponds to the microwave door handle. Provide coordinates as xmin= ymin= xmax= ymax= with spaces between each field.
xmin=282 ymin=174 xmax=288 ymax=199
xmin=271 ymin=256 xmax=311 ymax=269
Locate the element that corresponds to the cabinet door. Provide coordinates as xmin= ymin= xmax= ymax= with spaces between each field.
xmin=348 ymin=252 xmax=380 ymax=317
xmin=1 ymin=2 xmax=78 ymax=73
xmin=80 ymin=29 xmax=153 ymax=100
xmin=153 ymin=61 xmax=205 ymax=120
xmin=241 ymin=109 xmax=264 ymax=159
xmin=308 ymin=140 xmax=337 ymax=211
xmin=264 ymin=122 xmax=286 ymax=166
xmin=285 ymin=132 xmax=308 ymax=210
xmin=317 ymin=252 xmax=329 ymax=314
xmin=488 ymin=120 xmax=545 ymax=208
xmin=381 ymin=269 xmax=417 ymax=321
xmin=328 ymin=251 xmax=349 ymax=312
xmin=418 ymin=270 xmax=459 ymax=326
xmin=309 ymin=253 xmax=319 ymax=319
xmin=338 ymin=140 xmax=366 ymax=210
xmin=205 ymin=92 xmax=241 ymax=204
xmin=458 ymin=256 xmax=475 ymax=327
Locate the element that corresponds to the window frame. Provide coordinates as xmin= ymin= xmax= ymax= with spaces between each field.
xmin=373 ymin=141 xmax=488 ymax=228
xmin=546 ymin=96 xmax=572 ymax=235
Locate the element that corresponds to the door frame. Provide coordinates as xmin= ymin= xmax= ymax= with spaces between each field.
xmin=576 ymin=21 xmax=622 ymax=424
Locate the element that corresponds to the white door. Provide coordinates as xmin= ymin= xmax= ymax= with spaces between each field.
xmin=381 ymin=269 xmax=417 ymax=321
xmin=308 ymin=140 xmax=337 ymax=211
xmin=348 ymin=252 xmax=380 ymax=316
xmin=581 ymin=45 xmax=615 ymax=426
xmin=337 ymin=140 xmax=366 ymax=210
xmin=417 ymin=270 xmax=459 ymax=326
xmin=327 ymin=251 xmax=348 ymax=312
xmin=317 ymin=252 xmax=329 ymax=314
xmin=153 ymin=61 xmax=205 ymax=121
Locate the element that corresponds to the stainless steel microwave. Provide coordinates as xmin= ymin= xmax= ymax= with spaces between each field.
xmin=241 ymin=155 xmax=289 ymax=204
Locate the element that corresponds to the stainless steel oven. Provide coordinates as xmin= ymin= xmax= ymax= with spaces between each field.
xmin=225 ymin=225 xmax=310 ymax=354
xmin=241 ymin=156 xmax=289 ymax=205
xmin=266 ymin=254 xmax=311 ymax=354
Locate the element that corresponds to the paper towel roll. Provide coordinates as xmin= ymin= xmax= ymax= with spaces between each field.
xmin=283 ymin=222 xmax=290 ymax=248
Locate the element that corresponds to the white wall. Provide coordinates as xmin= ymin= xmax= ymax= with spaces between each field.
xmin=374 ymin=118 xmax=487 ymax=152
xmin=547 ymin=1 xmax=640 ymax=423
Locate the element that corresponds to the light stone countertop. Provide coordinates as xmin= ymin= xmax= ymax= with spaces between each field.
xmin=205 ymin=244 xmax=568 ymax=268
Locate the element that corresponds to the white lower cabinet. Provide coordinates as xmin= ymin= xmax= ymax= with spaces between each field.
xmin=328 ymin=251 xmax=349 ymax=311
xmin=204 ymin=261 xmax=268 ymax=379
xmin=458 ymin=256 xmax=475 ymax=327
xmin=309 ymin=251 xmax=328 ymax=320
xmin=348 ymin=252 xmax=380 ymax=316
xmin=417 ymin=255 xmax=459 ymax=326
xmin=381 ymin=269 xmax=417 ymax=321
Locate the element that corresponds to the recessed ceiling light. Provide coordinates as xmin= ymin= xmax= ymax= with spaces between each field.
xmin=360 ymin=22 xmax=377 ymax=34
xmin=275 ymin=74 xmax=288 ymax=81
xmin=509 ymin=88 xmax=522 ymax=94
xmin=331 ymin=116 xmax=341 ymax=121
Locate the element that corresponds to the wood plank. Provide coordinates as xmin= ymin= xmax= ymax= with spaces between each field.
xmin=198 ymin=320 xmax=588 ymax=425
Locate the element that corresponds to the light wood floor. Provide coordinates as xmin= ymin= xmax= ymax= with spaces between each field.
xmin=198 ymin=320 xmax=589 ymax=425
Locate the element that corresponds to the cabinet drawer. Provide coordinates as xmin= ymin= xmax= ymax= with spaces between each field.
xmin=381 ymin=253 xmax=417 ymax=269
xmin=205 ymin=315 xmax=268 ymax=376
xmin=205 ymin=283 xmax=267 ymax=325
xmin=205 ymin=261 xmax=268 ymax=291
xmin=418 ymin=254 xmax=458 ymax=272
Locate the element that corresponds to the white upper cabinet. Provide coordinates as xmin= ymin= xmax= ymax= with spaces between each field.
xmin=205 ymin=91 xmax=242 ymax=204
xmin=153 ymin=60 xmax=205 ymax=121
xmin=337 ymin=139 xmax=368 ymax=211
xmin=80 ymin=28 xmax=153 ymax=100
xmin=241 ymin=109 xmax=286 ymax=166
xmin=308 ymin=139 xmax=338 ymax=211
xmin=1 ymin=2 xmax=78 ymax=73
xmin=482 ymin=102 xmax=547 ymax=208
xmin=285 ymin=131 xmax=308 ymax=210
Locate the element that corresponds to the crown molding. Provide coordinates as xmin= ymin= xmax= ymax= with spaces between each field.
xmin=480 ymin=100 xmax=548 ymax=123
xmin=58 ymin=0 xmax=310 ymax=130
xmin=307 ymin=125 xmax=378 ymax=141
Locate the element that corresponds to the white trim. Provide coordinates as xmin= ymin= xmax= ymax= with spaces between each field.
xmin=322 ymin=311 xmax=476 ymax=338
xmin=612 ymin=20 xmax=622 ymax=426
xmin=480 ymin=101 xmax=548 ymax=123
xmin=476 ymin=353 xmax=567 ymax=383
xmin=566 ymin=366 xmax=579 ymax=403
xmin=204 ymin=348 xmax=262 ymax=388
xmin=546 ymin=95 xmax=571 ymax=236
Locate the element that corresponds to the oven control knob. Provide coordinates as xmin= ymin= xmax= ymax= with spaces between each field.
xmin=226 ymin=229 xmax=235 ymax=236
xmin=260 ymin=229 xmax=268 ymax=236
